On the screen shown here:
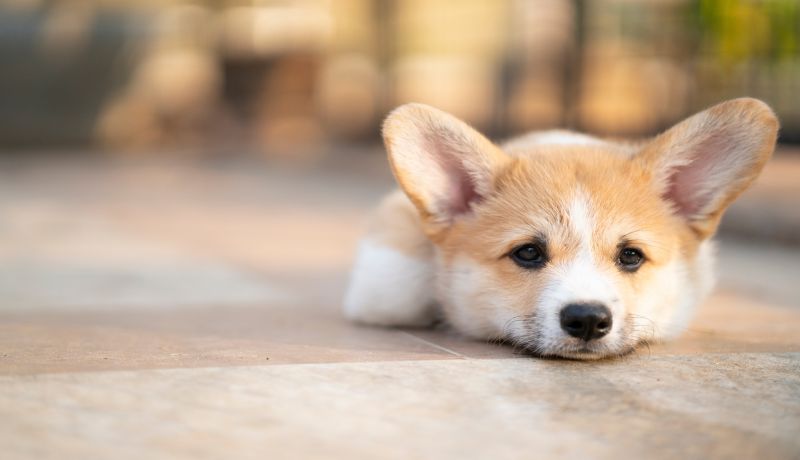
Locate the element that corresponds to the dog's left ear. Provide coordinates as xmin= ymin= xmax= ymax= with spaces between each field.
xmin=637 ymin=98 xmax=778 ymax=237
xmin=382 ymin=103 xmax=509 ymax=236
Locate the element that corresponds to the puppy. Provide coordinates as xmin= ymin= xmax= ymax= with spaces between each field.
xmin=344 ymin=98 xmax=778 ymax=359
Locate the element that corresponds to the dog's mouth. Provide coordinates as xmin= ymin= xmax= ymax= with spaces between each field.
xmin=547 ymin=341 xmax=637 ymax=360
xmin=521 ymin=339 xmax=636 ymax=360
xmin=514 ymin=315 xmax=644 ymax=360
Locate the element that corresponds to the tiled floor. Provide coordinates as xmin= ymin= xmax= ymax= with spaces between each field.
xmin=1 ymin=153 xmax=799 ymax=459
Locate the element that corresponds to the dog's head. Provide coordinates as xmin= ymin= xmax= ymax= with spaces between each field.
xmin=383 ymin=99 xmax=777 ymax=359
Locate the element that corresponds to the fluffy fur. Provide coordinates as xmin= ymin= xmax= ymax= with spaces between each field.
xmin=344 ymin=98 xmax=778 ymax=359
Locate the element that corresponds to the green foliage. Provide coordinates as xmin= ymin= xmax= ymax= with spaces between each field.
xmin=691 ymin=0 xmax=799 ymax=64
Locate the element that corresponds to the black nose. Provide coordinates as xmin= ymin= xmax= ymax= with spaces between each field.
xmin=559 ymin=303 xmax=613 ymax=341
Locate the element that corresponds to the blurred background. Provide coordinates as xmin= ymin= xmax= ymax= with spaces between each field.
xmin=2 ymin=0 xmax=800 ymax=154
xmin=1 ymin=0 xmax=799 ymax=301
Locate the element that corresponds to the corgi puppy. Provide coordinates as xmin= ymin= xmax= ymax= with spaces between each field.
xmin=344 ymin=98 xmax=778 ymax=359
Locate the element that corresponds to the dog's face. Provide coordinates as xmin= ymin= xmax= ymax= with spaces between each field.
xmin=384 ymin=99 xmax=777 ymax=359
xmin=438 ymin=150 xmax=706 ymax=359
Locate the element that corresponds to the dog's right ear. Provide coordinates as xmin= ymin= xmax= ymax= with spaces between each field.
xmin=382 ymin=103 xmax=509 ymax=234
xmin=636 ymin=98 xmax=778 ymax=238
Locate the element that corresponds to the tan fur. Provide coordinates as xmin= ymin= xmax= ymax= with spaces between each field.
xmin=366 ymin=190 xmax=433 ymax=261
xmin=346 ymin=99 xmax=778 ymax=359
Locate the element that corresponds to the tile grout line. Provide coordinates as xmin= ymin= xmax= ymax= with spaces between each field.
xmin=2 ymin=352 xmax=797 ymax=380
xmin=400 ymin=332 xmax=470 ymax=359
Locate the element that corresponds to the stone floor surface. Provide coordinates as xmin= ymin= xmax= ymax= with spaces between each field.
xmin=1 ymin=151 xmax=799 ymax=459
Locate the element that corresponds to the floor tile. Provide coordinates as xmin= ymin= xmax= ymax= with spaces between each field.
xmin=0 ymin=303 xmax=461 ymax=375
xmin=2 ymin=355 xmax=798 ymax=460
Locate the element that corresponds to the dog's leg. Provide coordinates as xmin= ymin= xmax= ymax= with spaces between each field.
xmin=343 ymin=190 xmax=437 ymax=327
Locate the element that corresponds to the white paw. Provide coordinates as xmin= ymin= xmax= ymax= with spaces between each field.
xmin=343 ymin=239 xmax=436 ymax=327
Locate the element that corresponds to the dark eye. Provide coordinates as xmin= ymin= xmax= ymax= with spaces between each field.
xmin=617 ymin=247 xmax=644 ymax=272
xmin=511 ymin=243 xmax=547 ymax=269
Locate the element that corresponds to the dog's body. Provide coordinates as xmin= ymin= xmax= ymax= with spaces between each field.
xmin=344 ymin=99 xmax=778 ymax=359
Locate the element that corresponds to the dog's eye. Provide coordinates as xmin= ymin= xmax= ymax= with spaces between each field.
xmin=617 ymin=247 xmax=644 ymax=272
xmin=511 ymin=244 xmax=546 ymax=269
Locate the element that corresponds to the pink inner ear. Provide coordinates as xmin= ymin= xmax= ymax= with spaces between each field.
xmin=666 ymin=157 xmax=712 ymax=217
xmin=443 ymin=153 xmax=480 ymax=214
xmin=426 ymin=134 xmax=482 ymax=216
xmin=664 ymin=131 xmax=730 ymax=218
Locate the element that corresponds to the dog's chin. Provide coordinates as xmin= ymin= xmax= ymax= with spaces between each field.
xmin=523 ymin=338 xmax=637 ymax=361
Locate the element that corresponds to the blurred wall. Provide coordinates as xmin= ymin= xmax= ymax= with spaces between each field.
xmin=0 ymin=0 xmax=798 ymax=153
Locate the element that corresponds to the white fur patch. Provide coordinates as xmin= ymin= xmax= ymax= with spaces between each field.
xmin=630 ymin=239 xmax=716 ymax=341
xmin=530 ymin=131 xmax=605 ymax=146
xmin=502 ymin=130 xmax=606 ymax=153
xmin=442 ymin=254 xmax=520 ymax=340
xmin=343 ymin=238 xmax=436 ymax=327
xmin=536 ymin=191 xmax=622 ymax=341
xmin=568 ymin=191 xmax=594 ymax=245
